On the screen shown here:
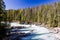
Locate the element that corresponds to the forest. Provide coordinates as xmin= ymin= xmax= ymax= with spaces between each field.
xmin=5 ymin=2 xmax=60 ymax=27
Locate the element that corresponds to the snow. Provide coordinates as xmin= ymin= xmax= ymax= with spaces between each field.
xmin=51 ymin=27 xmax=60 ymax=39
xmin=10 ymin=22 xmax=30 ymax=27
xmin=28 ymin=24 xmax=49 ymax=34
xmin=10 ymin=22 xmax=60 ymax=40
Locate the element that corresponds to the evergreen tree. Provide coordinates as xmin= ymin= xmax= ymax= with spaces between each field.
xmin=0 ymin=0 xmax=7 ymax=39
xmin=57 ymin=2 xmax=60 ymax=27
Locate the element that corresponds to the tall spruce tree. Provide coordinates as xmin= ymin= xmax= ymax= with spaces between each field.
xmin=0 ymin=0 xmax=6 ymax=39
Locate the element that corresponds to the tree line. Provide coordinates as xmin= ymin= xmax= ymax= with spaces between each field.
xmin=5 ymin=2 xmax=60 ymax=27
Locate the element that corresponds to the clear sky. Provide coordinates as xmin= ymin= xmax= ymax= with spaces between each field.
xmin=4 ymin=0 xmax=60 ymax=10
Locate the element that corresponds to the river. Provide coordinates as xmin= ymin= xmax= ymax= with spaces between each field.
xmin=7 ymin=22 xmax=59 ymax=40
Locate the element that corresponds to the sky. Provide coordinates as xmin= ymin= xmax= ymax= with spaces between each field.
xmin=4 ymin=0 xmax=60 ymax=10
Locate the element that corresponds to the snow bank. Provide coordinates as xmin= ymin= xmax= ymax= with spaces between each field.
xmin=10 ymin=22 xmax=30 ymax=27
xmin=29 ymin=24 xmax=50 ymax=34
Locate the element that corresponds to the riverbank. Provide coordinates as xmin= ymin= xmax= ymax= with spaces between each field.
xmin=49 ymin=27 xmax=60 ymax=40
xmin=41 ymin=23 xmax=60 ymax=40
xmin=44 ymin=25 xmax=60 ymax=40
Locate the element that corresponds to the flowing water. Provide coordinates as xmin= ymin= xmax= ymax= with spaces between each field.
xmin=8 ymin=22 xmax=59 ymax=40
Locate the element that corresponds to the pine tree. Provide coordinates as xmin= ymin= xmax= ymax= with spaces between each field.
xmin=48 ymin=6 xmax=54 ymax=27
xmin=0 ymin=0 xmax=6 ymax=39
xmin=0 ymin=0 xmax=6 ymax=26
xmin=18 ymin=9 xmax=23 ymax=23
xmin=57 ymin=2 xmax=60 ymax=27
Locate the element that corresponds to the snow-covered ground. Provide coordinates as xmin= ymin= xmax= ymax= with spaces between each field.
xmin=10 ymin=22 xmax=60 ymax=40
xmin=10 ymin=22 xmax=31 ymax=27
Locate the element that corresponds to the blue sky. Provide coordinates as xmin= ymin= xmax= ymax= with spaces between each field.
xmin=4 ymin=0 xmax=60 ymax=10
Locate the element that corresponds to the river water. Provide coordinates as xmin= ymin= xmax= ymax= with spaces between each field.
xmin=8 ymin=22 xmax=59 ymax=40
